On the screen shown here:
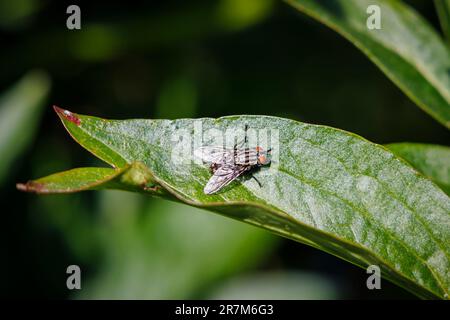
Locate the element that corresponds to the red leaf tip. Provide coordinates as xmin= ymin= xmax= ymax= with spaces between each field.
xmin=53 ymin=105 xmax=81 ymax=126
xmin=53 ymin=105 xmax=63 ymax=113
xmin=17 ymin=181 xmax=48 ymax=193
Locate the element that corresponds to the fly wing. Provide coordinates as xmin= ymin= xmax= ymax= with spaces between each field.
xmin=194 ymin=146 xmax=234 ymax=164
xmin=203 ymin=165 xmax=249 ymax=194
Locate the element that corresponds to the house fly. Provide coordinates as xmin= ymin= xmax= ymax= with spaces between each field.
xmin=194 ymin=125 xmax=271 ymax=194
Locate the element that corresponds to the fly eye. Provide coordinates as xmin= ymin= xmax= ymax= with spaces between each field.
xmin=258 ymin=154 xmax=268 ymax=164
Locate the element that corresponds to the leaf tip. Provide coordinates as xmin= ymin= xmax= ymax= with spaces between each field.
xmin=53 ymin=105 xmax=81 ymax=126
xmin=16 ymin=181 xmax=47 ymax=193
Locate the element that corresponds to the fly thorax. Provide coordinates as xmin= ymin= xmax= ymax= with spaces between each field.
xmin=234 ymin=149 xmax=258 ymax=165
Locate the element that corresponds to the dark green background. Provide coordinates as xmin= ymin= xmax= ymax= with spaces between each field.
xmin=1 ymin=0 xmax=448 ymax=299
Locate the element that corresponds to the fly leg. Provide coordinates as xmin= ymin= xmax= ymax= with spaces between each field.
xmin=244 ymin=124 xmax=248 ymax=144
xmin=233 ymin=124 xmax=249 ymax=165
xmin=234 ymin=124 xmax=249 ymax=151
xmin=251 ymin=174 xmax=262 ymax=188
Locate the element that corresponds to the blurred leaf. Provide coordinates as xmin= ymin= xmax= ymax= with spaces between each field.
xmin=209 ymin=271 xmax=339 ymax=299
xmin=68 ymin=1 xmax=273 ymax=62
xmin=435 ymin=0 xmax=450 ymax=43
xmin=70 ymin=24 xmax=121 ymax=62
xmin=216 ymin=0 xmax=275 ymax=31
xmin=387 ymin=143 xmax=450 ymax=196
xmin=33 ymin=194 xmax=100 ymax=264
xmin=0 ymin=71 xmax=50 ymax=181
xmin=156 ymin=74 xmax=198 ymax=119
xmin=81 ymin=194 xmax=276 ymax=299
xmin=0 ymin=0 xmax=40 ymax=30
xmin=286 ymin=0 xmax=450 ymax=129
xmin=19 ymin=108 xmax=450 ymax=299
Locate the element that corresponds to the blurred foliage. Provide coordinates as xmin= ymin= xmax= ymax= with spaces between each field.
xmin=81 ymin=194 xmax=277 ymax=299
xmin=3 ymin=0 xmax=448 ymax=299
xmin=209 ymin=271 xmax=339 ymax=299
xmin=288 ymin=0 xmax=450 ymax=129
xmin=0 ymin=0 xmax=41 ymax=30
xmin=0 ymin=71 xmax=50 ymax=181
xmin=434 ymin=0 xmax=450 ymax=43
xmin=32 ymin=191 xmax=278 ymax=299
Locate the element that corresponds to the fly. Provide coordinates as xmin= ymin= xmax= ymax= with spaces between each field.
xmin=194 ymin=125 xmax=271 ymax=194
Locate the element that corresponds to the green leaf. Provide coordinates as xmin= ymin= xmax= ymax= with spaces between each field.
xmin=18 ymin=108 xmax=450 ymax=299
xmin=17 ymin=163 xmax=168 ymax=196
xmin=387 ymin=143 xmax=450 ymax=196
xmin=435 ymin=0 xmax=450 ymax=43
xmin=286 ymin=0 xmax=450 ymax=129
xmin=0 ymin=70 xmax=50 ymax=181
